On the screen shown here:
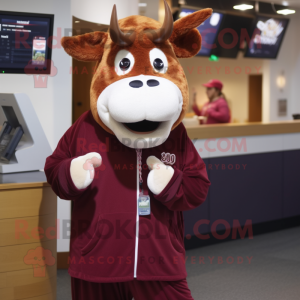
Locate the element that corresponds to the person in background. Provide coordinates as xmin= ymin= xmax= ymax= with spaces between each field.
xmin=192 ymin=79 xmax=230 ymax=124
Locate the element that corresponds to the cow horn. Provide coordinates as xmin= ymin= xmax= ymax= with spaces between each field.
xmin=109 ymin=5 xmax=135 ymax=46
xmin=152 ymin=0 xmax=173 ymax=43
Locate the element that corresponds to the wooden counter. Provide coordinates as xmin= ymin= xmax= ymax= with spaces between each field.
xmin=186 ymin=120 xmax=300 ymax=139
xmin=0 ymin=171 xmax=57 ymax=300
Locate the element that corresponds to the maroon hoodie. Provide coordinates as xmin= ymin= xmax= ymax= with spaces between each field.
xmin=44 ymin=110 xmax=210 ymax=283
xmin=192 ymin=97 xmax=230 ymax=124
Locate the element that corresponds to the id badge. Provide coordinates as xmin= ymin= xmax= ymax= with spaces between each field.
xmin=138 ymin=194 xmax=151 ymax=215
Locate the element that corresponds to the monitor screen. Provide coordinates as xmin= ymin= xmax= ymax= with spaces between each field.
xmin=210 ymin=14 xmax=253 ymax=59
xmin=244 ymin=16 xmax=289 ymax=59
xmin=0 ymin=11 xmax=54 ymax=74
xmin=179 ymin=8 xmax=224 ymax=57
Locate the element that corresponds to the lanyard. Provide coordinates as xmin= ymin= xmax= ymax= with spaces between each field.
xmin=136 ymin=149 xmax=143 ymax=195
xmin=136 ymin=148 xmax=151 ymax=216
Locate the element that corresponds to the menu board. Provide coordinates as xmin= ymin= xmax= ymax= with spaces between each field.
xmin=0 ymin=11 xmax=54 ymax=73
xmin=245 ymin=16 xmax=289 ymax=59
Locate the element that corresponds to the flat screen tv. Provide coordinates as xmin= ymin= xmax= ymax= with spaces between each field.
xmin=244 ymin=15 xmax=289 ymax=59
xmin=179 ymin=8 xmax=224 ymax=57
xmin=210 ymin=14 xmax=254 ymax=59
xmin=0 ymin=11 xmax=54 ymax=74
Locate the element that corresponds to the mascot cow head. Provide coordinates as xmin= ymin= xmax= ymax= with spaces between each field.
xmin=62 ymin=1 xmax=212 ymax=149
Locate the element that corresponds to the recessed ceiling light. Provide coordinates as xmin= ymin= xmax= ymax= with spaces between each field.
xmin=282 ymin=1 xmax=289 ymax=6
xmin=138 ymin=3 xmax=147 ymax=7
xmin=233 ymin=4 xmax=254 ymax=11
xmin=277 ymin=8 xmax=296 ymax=15
xmin=75 ymin=21 xmax=80 ymax=23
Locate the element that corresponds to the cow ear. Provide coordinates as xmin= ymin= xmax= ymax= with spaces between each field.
xmin=169 ymin=8 xmax=213 ymax=58
xmin=61 ymin=31 xmax=108 ymax=61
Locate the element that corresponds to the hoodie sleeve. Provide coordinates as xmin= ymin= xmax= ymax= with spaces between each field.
xmin=192 ymin=103 xmax=202 ymax=116
xmin=207 ymin=99 xmax=230 ymax=123
xmin=44 ymin=126 xmax=88 ymax=201
xmin=152 ymin=130 xmax=211 ymax=211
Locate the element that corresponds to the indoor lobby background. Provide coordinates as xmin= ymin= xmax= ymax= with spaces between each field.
xmin=0 ymin=0 xmax=299 ymax=299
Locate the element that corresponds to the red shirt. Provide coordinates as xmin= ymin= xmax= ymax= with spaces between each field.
xmin=44 ymin=111 xmax=210 ymax=283
xmin=192 ymin=97 xmax=230 ymax=124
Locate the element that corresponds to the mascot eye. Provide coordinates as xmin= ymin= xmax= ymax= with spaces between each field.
xmin=119 ymin=58 xmax=131 ymax=71
xmin=153 ymin=58 xmax=164 ymax=71
xmin=114 ymin=50 xmax=135 ymax=76
xmin=149 ymin=48 xmax=168 ymax=74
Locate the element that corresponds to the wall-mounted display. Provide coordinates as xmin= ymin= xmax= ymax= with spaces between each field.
xmin=0 ymin=10 xmax=54 ymax=74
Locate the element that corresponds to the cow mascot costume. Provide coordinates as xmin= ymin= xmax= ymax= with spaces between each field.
xmin=45 ymin=1 xmax=212 ymax=299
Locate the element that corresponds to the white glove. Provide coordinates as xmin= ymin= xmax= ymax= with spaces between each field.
xmin=70 ymin=152 xmax=102 ymax=189
xmin=146 ymin=156 xmax=174 ymax=195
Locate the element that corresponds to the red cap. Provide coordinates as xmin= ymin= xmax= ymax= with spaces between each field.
xmin=202 ymin=79 xmax=223 ymax=91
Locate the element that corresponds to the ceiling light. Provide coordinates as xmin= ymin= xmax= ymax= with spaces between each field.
xmin=138 ymin=3 xmax=147 ymax=7
xmin=282 ymin=1 xmax=289 ymax=6
xmin=277 ymin=8 xmax=296 ymax=15
xmin=75 ymin=21 xmax=80 ymax=23
xmin=233 ymin=4 xmax=254 ymax=11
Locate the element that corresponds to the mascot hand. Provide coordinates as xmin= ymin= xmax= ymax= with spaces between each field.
xmin=70 ymin=152 xmax=102 ymax=189
xmin=146 ymin=156 xmax=174 ymax=195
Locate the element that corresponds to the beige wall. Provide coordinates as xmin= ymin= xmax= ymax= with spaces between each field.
xmin=179 ymin=53 xmax=266 ymax=123
xmin=268 ymin=14 xmax=300 ymax=121
xmin=72 ymin=0 xmax=139 ymax=24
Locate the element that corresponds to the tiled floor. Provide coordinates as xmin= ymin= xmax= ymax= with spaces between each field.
xmin=57 ymin=226 xmax=300 ymax=300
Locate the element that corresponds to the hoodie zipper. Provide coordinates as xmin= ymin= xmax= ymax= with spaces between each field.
xmin=133 ymin=151 xmax=140 ymax=278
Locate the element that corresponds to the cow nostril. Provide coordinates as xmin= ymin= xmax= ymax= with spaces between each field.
xmin=147 ymin=79 xmax=160 ymax=87
xmin=129 ymin=80 xmax=143 ymax=88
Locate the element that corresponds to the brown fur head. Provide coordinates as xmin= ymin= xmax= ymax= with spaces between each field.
xmin=61 ymin=1 xmax=212 ymax=148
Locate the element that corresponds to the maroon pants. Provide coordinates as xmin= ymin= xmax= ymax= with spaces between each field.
xmin=71 ymin=277 xmax=194 ymax=300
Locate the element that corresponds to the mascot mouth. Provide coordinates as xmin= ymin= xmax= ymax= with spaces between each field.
xmin=122 ymin=120 xmax=161 ymax=134
xmin=97 ymin=75 xmax=183 ymax=148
